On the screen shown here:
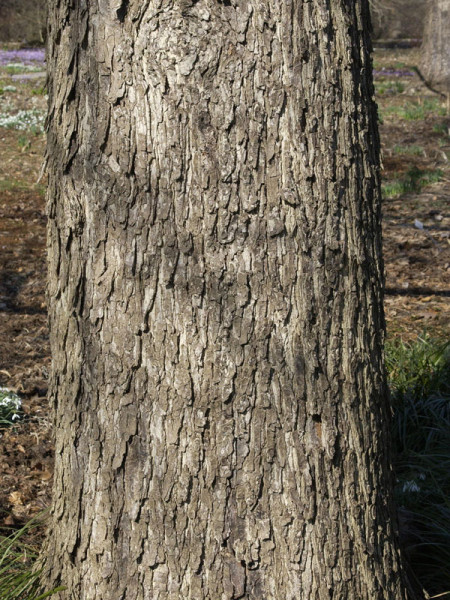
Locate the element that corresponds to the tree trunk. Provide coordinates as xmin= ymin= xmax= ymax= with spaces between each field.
xmin=41 ymin=1 xmax=414 ymax=598
xmin=420 ymin=0 xmax=450 ymax=94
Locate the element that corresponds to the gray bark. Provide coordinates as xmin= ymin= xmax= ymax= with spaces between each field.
xmin=41 ymin=1 xmax=415 ymax=598
xmin=420 ymin=0 xmax=450 ymax=93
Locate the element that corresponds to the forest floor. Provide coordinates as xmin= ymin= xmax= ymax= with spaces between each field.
xmin=0 ymin=46 xmax=449 ymax=534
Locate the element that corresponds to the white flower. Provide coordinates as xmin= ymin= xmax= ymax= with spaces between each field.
xmin=6 ymin=62 xmax=43 ymax=73
xmin=402 ymin=480 xmax=421 ymax=493
xmin=0 ymin=109 xmax=45 ymax=132
xmin=0 ymin=387 xmax=22 ymax=423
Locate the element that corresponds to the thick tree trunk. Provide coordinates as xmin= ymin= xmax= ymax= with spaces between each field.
xmin=41 ymin=1 xmax=414 ymax=598
xmin=420 ymin=0 xmax=450 ymax=94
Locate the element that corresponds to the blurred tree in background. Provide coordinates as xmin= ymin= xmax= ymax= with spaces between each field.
xmin=420 ymin=0 xmax=450 ymax=97
xmin=370 ymin=0 xmax=427 ymax=40
xmin=0 ymin=0 xmax=433 ymax=46
xmin=0 ymin=0 xmax=46 ymax=45
xmin=0 ymin=0 xmax=434 ymax=46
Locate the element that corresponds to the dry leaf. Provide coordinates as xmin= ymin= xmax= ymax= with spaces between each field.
xmin=3 ymin=515 xmax=15 ymax=526
xmin=8 ymin=491 xmax=24 ymax=505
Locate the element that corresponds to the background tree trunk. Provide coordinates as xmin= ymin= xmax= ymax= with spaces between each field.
xmin=420 ymin=0 xmax=450 ymax=94
xmin=41 ymin=1 xmax=414 ymax=598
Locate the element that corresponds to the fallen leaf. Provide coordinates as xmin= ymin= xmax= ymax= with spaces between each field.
xmin=8 ymin=491 xmax=24 ymax=505
xmin=3 ymin=515 xmax=15 ymax=526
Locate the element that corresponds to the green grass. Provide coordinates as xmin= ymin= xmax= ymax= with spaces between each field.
xmin=381 ymin=98 xmax=447 ymax=121
xmin=382 ymin=166 xmax=443 ymax=199
xmin=0 ymin=177 xmax=46 ymax=196
xmin=393 ymin=144 xmax=424 ymax=156
xmin=433 ymin=122 xmax=449 ymax=136
xmin=0 ymin=518 xmax=65 ymax=599
xmin=387 ymin=335 xmax=450 ymax=598
xmin=4 ymin=64 xmax=43 ymax=75
xmin=0 ymin=178 xmax=32 ymax=193
xmin=375 ymin=79 xmax=405 ymax=96
xmin=17 ymin=135 xmax=31 ymax=151
xmin=30 ymin=86 xmax=46 ymax=97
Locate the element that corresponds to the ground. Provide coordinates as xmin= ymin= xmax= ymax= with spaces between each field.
xmin=0 ymin=45 xmax=449 ymax=534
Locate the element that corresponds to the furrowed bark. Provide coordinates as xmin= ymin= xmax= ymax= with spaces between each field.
xmin=42 ymin=1 xmax=415 ymax=598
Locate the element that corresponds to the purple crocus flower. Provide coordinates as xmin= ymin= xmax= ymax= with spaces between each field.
xmin=373 ymin=68 xmax=415 ymax=78
xmin=0 ymin=48 xmax=45 ymax=66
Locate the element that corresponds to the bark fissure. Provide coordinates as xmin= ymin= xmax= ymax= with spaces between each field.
xmin=116 ymin=0 xmax=130 ymax=23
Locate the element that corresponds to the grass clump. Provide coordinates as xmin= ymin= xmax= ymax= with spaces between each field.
xmin=375 ymin=79 xmax=405 ymax=96
xmin=393 ymin=144 xmax=424 ymax=156
xmin=382 ymin=166 xmax=443 ymax=199
xmin=387 ymin=336 xmax=450 ymax=598
xmin=4 ymin=64 xmax=43 ymax=75
xmin=0 ymin=518 xmax=65 ymax=600
xmin=381 ymin=98 xmax=446 ymax=121
xmin=31 ymin=86 xmax=46 ymax=97
xmin=0 ymin=178 xmax=33 ymax=193
xmin=18 ymin=135 xmax=31 ymax=152
xmin=433 ymin=122 xmax=449 ymax=136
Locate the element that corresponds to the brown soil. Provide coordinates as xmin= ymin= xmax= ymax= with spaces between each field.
xmin=0 ymin=47 xmax=449 ymax=534
xmin=376 ymin=48 xmax=450 ymax=339
xmin=0 ymin=127 xmax=52 ymax=526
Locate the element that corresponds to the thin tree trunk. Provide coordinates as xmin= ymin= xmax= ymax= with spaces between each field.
xmin=41 ymin=1 xmax=414 ymax=598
